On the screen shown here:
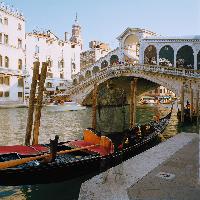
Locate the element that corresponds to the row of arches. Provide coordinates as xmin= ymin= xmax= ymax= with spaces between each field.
xmin=144 ymin=45 xmax=200 ymax=70
xmin=73 ymin=55 xmax=120 ymax=85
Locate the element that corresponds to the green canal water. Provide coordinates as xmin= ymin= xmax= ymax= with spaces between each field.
xmin=0 ymin=105 xmax=197 ymax=200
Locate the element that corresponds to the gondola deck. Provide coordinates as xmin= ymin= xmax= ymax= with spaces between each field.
xmin=0 ymin=112 xmax=171 ymax=186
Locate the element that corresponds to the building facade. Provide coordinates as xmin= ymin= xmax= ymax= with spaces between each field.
xmin=0 ymin=3 xmax=26 ymax=105
xmin=25 ymin=28 xmax=81 ymax=100
xmin=0 ymin=3 xmax=82 ymax=104
xmin=80 ymin=41 xmax=111 ymax=69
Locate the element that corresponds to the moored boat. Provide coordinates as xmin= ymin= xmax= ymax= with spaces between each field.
xmin=0 ymin=111 xmax=171 ymax=186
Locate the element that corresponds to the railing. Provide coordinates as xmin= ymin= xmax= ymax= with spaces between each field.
xmin=70 ymin=63 xmax=200 ymax=95
xmin=0 ymin=67 xmax=28 ymax=77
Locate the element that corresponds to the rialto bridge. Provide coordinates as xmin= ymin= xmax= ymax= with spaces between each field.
xmin=69 ymin=28 xmax=200 ymax=107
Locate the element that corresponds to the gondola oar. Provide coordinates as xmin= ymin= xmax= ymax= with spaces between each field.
xmin=0 ymin=144 xmax=99 ymax=170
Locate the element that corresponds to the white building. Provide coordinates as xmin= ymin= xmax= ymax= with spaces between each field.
xmin=0 ymin=2 xmax=26 ymax=105
xmin=0 ymin=3 xmax=82 ymax=104
xmin=25 ymin=26 xmax=82 ymax=99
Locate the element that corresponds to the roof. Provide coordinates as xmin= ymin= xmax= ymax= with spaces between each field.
xmin=144 ymin=35 xmax=200 ymax=40
xmin=117 ymin=27 xmax=157 ymax=40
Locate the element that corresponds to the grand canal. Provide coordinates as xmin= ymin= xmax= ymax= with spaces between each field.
xmin=0 ymin=105 xmax=197 ymax=200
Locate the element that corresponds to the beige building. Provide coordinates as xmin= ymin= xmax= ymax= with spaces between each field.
xmin=80 ymin=40 xmax=111 ymax=69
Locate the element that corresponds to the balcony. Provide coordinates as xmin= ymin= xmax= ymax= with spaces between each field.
xmin=0 ymin=67 xmax=28 ymax=77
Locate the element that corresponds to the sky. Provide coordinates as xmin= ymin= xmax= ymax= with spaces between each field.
xmin=3 ymin=0 xmax=200 ymax=49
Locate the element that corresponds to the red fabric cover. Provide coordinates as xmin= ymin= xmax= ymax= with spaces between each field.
xmin=0 ymin=145 xmax=49 ymax=155
xmin=68 ymin=140 xmax=109 ymax=156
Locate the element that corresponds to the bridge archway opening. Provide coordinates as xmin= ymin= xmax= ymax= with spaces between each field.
xmin=197 ymin=51 xmax=200 ymax=70
xmin=144 ymin=45 xmax=157 ymax=65
xmin=101 ymin=60 xmax=108 ymax=69
xmin=85 ymin=70 xmax=92 ymax=78
xmin=110 ymin=55 xmax=119 ymax=65
xmin=176 ymin=45 xmax=194 ymax=69
xmin=92 ymin=66 xmax=100 ymax=74
xmin=123 ymin=34 xmax=140 ymax=61
xmin=79 ymin=75 xmax=85 ymax=82
xmin=159 ymin=45 xmax=174 ymax=66
xmin=73 ymin=78 xmax=78 ymax=85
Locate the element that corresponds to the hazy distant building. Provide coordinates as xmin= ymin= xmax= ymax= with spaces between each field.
xmin=80 ymin=40 xmax=111 ymax=69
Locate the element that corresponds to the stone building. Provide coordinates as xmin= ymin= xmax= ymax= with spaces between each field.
xmin=80 ymin=40 xmax=111 ymax=69
xmin=0 ymin=2 xmax=83 ymax=104
xmin=0 ymin=2 xmax=26 ymax=105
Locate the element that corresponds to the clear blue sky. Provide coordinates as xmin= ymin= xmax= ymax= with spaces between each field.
xmin=4 ymin=0 xmax=200 ymax=49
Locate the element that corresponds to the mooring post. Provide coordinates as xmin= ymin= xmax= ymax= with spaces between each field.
xmin=180 ymin=82 xmax=185 ymax=123
xmin=32 ymin=62 xmax=48 ymax=145
xmin=92 ymin=83 xmax=98 ymax=130
xmin=190 ymin=81 xmax=194 ymax=121
xmin=25 ymin=61 xmax=40 ymax=145
xmin=130 ymin=79 xmax=137 ymax=128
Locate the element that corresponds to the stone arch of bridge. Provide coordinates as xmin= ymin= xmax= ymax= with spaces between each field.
xmin=110 ymin=55 xmax=119 ymax=65
xmin=85 ymin=70 xmax=92 ymax=78
xmin=144 ymin=45 xmax=157 ymax=65
xmin=159 ymin=45 xmax=174 ymax=66
xmin=197 ymin=50 xmax=200 ymax=70
xmin=92 ymin=66 xmax=100 ymax=74
xmin=176 ymin=45 xmax=194 ymax=69
xmin=101 ymin=60 xmax=109 ymax=69
xmin=78 ymin=72 xmax=178 ymax=104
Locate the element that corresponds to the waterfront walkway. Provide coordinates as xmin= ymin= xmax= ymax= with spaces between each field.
xmin=78 ymin=132 xmax=199 ymax=200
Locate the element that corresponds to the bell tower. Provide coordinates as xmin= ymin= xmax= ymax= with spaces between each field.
xmin=70 ymin=13 xmax=83 ymax=49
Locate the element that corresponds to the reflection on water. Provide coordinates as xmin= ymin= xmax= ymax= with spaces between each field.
xmin=0 ymin=105 xmax=197 ymax=200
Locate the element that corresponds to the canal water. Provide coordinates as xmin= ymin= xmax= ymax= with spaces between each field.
xmin=0 ymin=105 xmax=197 ymax=200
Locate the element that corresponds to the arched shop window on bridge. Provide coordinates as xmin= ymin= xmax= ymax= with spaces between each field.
xmin=92 ymin=66 xmax=100 ymax=74
xmin=110 ymin=55 xmax=119 ymax=65
xmin=159 ymin=45 xmax=174 ymax=67
xmin=197 ymin=51 xmax=200 ymax=70
xmin=79 ymin=75 xmax=84 ymax=82
xmin=85 ymin=70 xmax=91 ymax=78
xmin=144 ymin=45 xmax=157 ymax=65
xmin=176 ymin=45 xmax=194 ymax=69
xmin=73 ymin=78 xmax=78 ymax=85
xmin=101 ymin=60 xmax=108 ymax=69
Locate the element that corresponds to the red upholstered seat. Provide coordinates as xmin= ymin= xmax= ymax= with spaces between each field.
xmin=0 ymin=145 xmax=49 ymax=156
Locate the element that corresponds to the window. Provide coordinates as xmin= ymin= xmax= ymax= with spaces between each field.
xmin=4 ymin=34 xmax=8 ymax=45
xmin=18 ymin=59 xmax=22 ymax=70
xmin=4 ymin=76 xmax=10 ymax=85
xmin=18 ymin=78 xmax=23 ymax=87
xmin=0 ymin=91 xmax=3 ymax=97
xmin=5 ymin=56 xmax=9 ymax=68
xmin=160 ymin=89 xmax=162 ymax=93
xmin=18 ymin=23 xmax=22 ymax=30
xmin=4 ymin=17 xmax=8 ymax=25
xmin=0 ymin=15 xmax=2 ymax=24
xmin=60 ymin=73 xmax=64 ymax=79
xmin=35 ymin=45 xmax=39 ymax=53
xmin=0 ymin=55 xmax=2 ymax=67
xmin=4 ymin=91 xmax=9 ymax=97
xmin=0 ymin=33 xmax=2 ymax=43
xmin=18 ymin=92 xmax=23 ymax=98
xmin=18 ymin=39 xmax=22 ymax=48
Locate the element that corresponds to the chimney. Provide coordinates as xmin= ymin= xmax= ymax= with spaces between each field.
xmin=64 ymin=32 xmax=68 ymax=41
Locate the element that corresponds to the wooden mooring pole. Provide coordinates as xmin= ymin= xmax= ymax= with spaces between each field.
xmin=180 ymin=83 xmax=185 ymax=123
xmin=130 ymin=79 xmax=137 ymax=128
xmin=25 ymin=62 xmax=40 ymax=145
xmin=190 ymin=83 xmax=194 ymax=121
xmin=92 ymin=83 xmax=98 ymax=130
xmin=32 ymin=62 xmax=48 ymax=145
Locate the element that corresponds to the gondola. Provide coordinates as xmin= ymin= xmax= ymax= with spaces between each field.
xmin=0 ymin=111 xmax=171 ymax=186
